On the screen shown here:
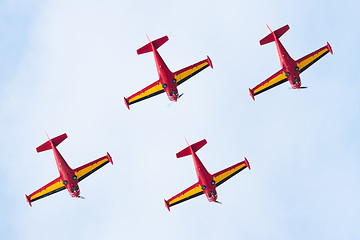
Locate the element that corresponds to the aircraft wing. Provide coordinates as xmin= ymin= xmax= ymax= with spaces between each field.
xmin=174 ymin=57 xmax=212 ymax=86
xmin=165 ymin=182 xmax=203 ymax=210
xmin=249 ymin=69 xmax=287 ymax=100
xmin=212 ymin=159 xmax=250 ymax=187
xmin=74 ymin=153 xmax=113 ymax=182
xmin=26 ymin=177 xmax=65 ymax=206
xmin=297 ymin=44 xmax=332 ymax=74
xmin=124 ymin=80 xmax=164 ymax=108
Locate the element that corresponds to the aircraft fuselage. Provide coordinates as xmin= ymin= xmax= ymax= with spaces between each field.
xmin=273 ymin=34 xmax=301 ymax=89
xmin=151 ymin=45 xmax=179 ymax=102
xmin=190 ymin=148 xmax=218 ymax=202
xmin=51 ymin=143 xmax=80 ymax=198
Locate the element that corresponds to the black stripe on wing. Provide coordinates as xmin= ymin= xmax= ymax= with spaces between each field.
xmin=177 ymin=65 xmax=209 ymax=86
xmin=77 ymin=161 xmax=110 ymax=182
xmin=169 ymin=191 xmax=204 ymax=207
xmin=216 ymin=165 xmax=247 ymax=187
xmin=31 ymin=186 xmax=66 ymax=203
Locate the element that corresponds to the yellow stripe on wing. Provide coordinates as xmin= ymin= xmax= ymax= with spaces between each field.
xmin=253 ymin=71 xmax=287 ymax=95
xmin=168 ymin=184 xmax=203 ymax=206
xmin=75 ymin=158 xmax=109 ymax=181
xmin=128 ymin=83 xmax=164 ymax=104
xmin=30 ymin=179 xmax=64 ymax=201
xmin=174 ymin=62 xmax=209 ymax=84
xmin=297 ymin=48 xmax=329 ymax=72
xmin=213 ymin=163 xmax=246 ymax=186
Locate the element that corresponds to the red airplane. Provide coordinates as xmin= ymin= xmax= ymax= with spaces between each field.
xmin=124 ymin=35 xmax=213 ymax=109
xmin=249 ymin=24 xmax=333 ymax=100
xmin=25 ymin=133 xmax=113 ymax=206
xmin=164 ymin=139 xmax=250 ymax=211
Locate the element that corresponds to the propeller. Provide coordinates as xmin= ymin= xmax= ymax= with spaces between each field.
xmin=215 ymin=201 xmax=222 ymax=204
xmin=167 ymin=93 xmax=184 ymax=107
xmin=78 ymin=196 xmax=85 ymax=199
xmin=289 ymin=86 xmax=308 ymax=89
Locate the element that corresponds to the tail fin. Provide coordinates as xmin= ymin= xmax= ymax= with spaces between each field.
xmin=36 ymin=133 xmax=67 ymax=153
xmin=137 ymin=35 xmax=169 ymax=55
xmin=260 ymin=24 xmax=289 ymax=45
xmin=176 ymin=139 xmax=207 ymax=158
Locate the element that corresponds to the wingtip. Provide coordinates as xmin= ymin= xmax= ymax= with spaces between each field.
xmin=249 ymin=88 xmax=255 ymax=101
xmin=124 ymin=97 xmax=130 ymax=110
xmin=107 ymin=152 xmax=113 ymax=165
xmin=207 ymin=56 xmax=213 ymax=69
xmin=25 ymin=194 xmax=32 ymax=207
xmin=244 ymin=157 xmax=251 ymax=170
xmin=164 ymin=199 xmax=170 ymax=212
xmin=327 ymin=42 xmax=333 ymax=55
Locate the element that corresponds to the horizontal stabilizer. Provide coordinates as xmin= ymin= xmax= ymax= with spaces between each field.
xmin=176 ymin=139 xmax=207 ymax=158
xmin=137 ymin=36 xmax=169 ymax=55
xmin=36 ymin=133 xmax=67 ymax=153
xmin=260 ymin=25 xmax=289 ymax=45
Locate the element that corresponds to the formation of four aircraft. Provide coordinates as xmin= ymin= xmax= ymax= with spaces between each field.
xmin=26 ymin=24 xmax=332 ymax=210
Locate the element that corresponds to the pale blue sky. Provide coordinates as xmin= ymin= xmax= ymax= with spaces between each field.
xmin=1 ymin=0 xmax=359 ymax=239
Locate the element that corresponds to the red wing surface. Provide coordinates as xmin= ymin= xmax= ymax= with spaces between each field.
xmin=75 ymin=155 xmax=112 ymax=182
xmin=174 ymin=59 xmax=211 ymax=86
xmin=165 ymin=182 xmax=203 ymax=208
xmin=125 ymin=80 xmax=164 ymax=106
xmin=27 ymin=177 xmax=65 ymax=204
xmin=297 ymin=45 xmax=331 ymax=74
xmin=250 ymin=69 xmax=287 ymax=97
xmin=212 ymin=160 xmax=249 ymax=187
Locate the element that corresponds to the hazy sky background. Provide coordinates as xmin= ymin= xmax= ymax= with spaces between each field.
xmin=1 ymin=0 xmax=359 ymax=239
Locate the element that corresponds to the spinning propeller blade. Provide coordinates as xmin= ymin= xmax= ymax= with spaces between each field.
xmin=167 ymin=93 xmax=184 ymax=107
